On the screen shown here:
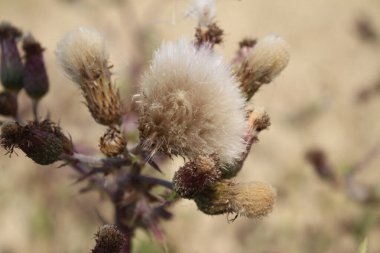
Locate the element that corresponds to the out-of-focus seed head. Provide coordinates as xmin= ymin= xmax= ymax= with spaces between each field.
xmin=22 ymin=34 xmax=49 ymax=100
xmin=195 ymin=180 xmax=276 ymax=219
xmin=236 ymin=34 xmax=289 ymax=100
xmin=92 ymin=224 xmax=125 ymax=253
xmin=173 ymin=154 xmax=221 ymax=199
xmin=99 ymin=127 xmax=127 ymax=157
xmin=0 ymin=91 xmax=18 ymax=117
xmin=137 ymin=39 xmax=246 ymax=164
xmin=188 ymin=0 xmax=216 ymax=27
xmin=0 ymin=22 xmax=24 ymax=92
xmin=56 ymin=28 xmax=123 ymax=125
xmin=0 ymin=120 xmax=72 ymax=165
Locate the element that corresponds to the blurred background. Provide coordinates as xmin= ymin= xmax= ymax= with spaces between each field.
xmin=0 ymin=0 xmax=380 ymax=252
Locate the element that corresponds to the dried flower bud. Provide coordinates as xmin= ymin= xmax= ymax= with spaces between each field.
xmin=237 ymin=35 xmax=289 ymax=100
xmin=22 ymin=34 xmax=49 ymax=100
xmin=195 ymin=22 xmax=224 ymax=48
xmin=0 ymin=90 xmax=17 ymax=117
xmin=0 ymin=22 xmax=23 ymax=92
xmin=195 ymin=180 xmax=276 ymax=219
xmin=56 ymin=28 xmax=123 ymax=125
xmin=137 ymin=39 xmax=246 ymax=164
xmin=173 ymin=155 xmax=221 ymax=199
xmin=0 ymin=120 xmax=72 ymax=165
xmin=305 ymin=149 xmax=337 ymax=184
xmin=92 ymin=224 xmax=125 ymax=253
xmin=99 ymin=127 xmax=127 ymax=157
xmin=247 ymin=107 xmax=271 ymax=132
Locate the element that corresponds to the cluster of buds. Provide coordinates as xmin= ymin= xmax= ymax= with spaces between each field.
xmin=0 ymin=22 xmax=49 ymax=120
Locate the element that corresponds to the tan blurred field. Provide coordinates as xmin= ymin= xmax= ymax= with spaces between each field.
xmin=1 ymin=0 xmax=380 ymax=252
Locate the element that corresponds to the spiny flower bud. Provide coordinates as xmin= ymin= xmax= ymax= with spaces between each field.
xmin=195 ymin=180 xmax=276 ymax=219
xmin=22 ymin=34 xmax=49 ymax=100
xmin=0 ymin=90 xmax=17 ymax=117
xmin=0 ymin=22 xmax=24 ymax=92
xmin=99 ymin=127 xmax=127 ymax=157
xmin=173 ymin=155 xmax=221 ymax=199
xmin=137 ymin=39 xmax=246 ymax=164
xmin=237 ymin=34 xmax=289 ymax=100
xmin=56 ymin=28 xmax=123 ymax=126
xmin=0 ymin=120 xmax=72 ymax=165
xmin=92 ymin=224 xmax=125 ymax=253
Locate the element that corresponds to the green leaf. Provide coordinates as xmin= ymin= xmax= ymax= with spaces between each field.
xmin=358 ymin=237 xmax=368 ymax=253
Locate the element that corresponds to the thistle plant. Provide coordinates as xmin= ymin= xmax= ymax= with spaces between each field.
xmin=0 ymin=0 xmax=289 ymax=252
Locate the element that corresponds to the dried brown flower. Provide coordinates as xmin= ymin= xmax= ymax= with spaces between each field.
xmin=99 ymin=127 xmax=127 ymax=157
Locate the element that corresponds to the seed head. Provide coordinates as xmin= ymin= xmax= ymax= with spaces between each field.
xmin=137 ymin=39 xmax=246 ymax=164
xmin=0 ymin=91 xmax=18 ymax=117
xmin=173 ymin=154 xmax=221 ymax=199
xmin=0 ymin=22 xmax=24 ymax=92
xmin=99 ymin=127 xmax=127 ymax=157
xmin=22 ymin=34 xmax=49 ymax=100
xmin=188 ymin=0 xmax=216 ymax=27
xmin=0 ymin=120 xmax=72 ymax=165
xmin=56 ymin=28 xmax=123 ymax=125
xmin=195 ymin=180 xmax=276 ymax=219
xmin=237 ymin=34 xmax=289 ymax=100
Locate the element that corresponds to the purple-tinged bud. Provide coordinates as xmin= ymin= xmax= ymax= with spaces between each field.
xmin=0 ymin=22 xmax=23 ymax=92
xmin=22 ymin=34 xmax=49 ymax=100
xmin=173 ymin=155 xmax=221 ymax=199
xmin=0 ymin=120 xmax=73 ymax=165
xmin=92 ymin=225 xmax=125 ymax=253
xmin=0 ymin=90 xmax=17 ymax=117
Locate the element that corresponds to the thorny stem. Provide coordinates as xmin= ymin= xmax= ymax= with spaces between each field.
xmin=61 ymin=152 xmax=132 ymax=169
xmin=136 ymin=174 xmax=173 ymax=190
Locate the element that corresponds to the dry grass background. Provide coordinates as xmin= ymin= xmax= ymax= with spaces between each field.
xmin=1 ymin=0 xmax=380 ymax=252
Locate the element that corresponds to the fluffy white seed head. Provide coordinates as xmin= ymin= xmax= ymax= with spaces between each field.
xmin=188 ymin=0 xmax=216 ymax=27
xmin=137 ymin=39 xmax=246 ymax=164
xmin=246 ymin=34 xmax=290 ymax=84
xmin=55 ymin=27 xmax=109 ymax=84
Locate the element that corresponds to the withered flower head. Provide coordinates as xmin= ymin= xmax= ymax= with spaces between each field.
xmin=237 ymin=34 xmax=289 ymax=100
xmin=92 ymin=224 xmax=125 ymax=253
xmin=0 ymin=90 xmax=18 ymax=117
xmin=22 ymin=34 xmax=49 ymax=100
xmin=137 ymin=39 xmax=246 ymax=164
xmin=0 ymin=120 xmax=73 ymax=165
xmin=195 ymin=180 xmax=276 ymax=219
xmin=99 ymin=127 xmax=127 ymax=157
xmin=0 ymin=22 xmax=24 ymax=92
xmin=56 ymin=28 xmax=123 ymax=125
xmin=173 ymin=154 xmax=221 ymax=199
